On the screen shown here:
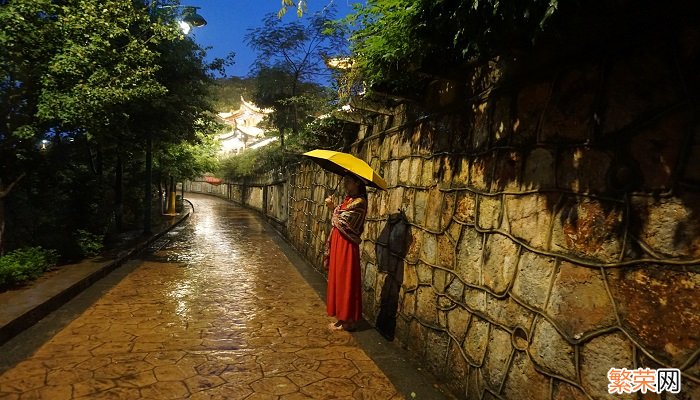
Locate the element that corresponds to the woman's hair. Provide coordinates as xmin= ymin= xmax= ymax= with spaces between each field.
xmin=346 ymin=174 xmax=367 ymax=198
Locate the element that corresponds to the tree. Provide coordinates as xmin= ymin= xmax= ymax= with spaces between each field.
xmin=245 ymin=10 xmax=345 ymax=148
xmin=0 ymin=0 xmax=223 ymax=254
xmin=344 ymin=0 xmax=559 ymax=92
xmin=0 ymin=0 xmax=60 ymax=254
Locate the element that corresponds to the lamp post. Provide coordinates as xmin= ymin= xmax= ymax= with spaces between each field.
xmin=144 ymin=4 xmax=207 ymax=233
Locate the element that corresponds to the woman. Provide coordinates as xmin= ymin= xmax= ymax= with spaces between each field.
xmin=324 ymin=174 xmax=368 ymax=331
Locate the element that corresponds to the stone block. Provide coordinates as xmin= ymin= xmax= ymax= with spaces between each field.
xmin=440 ymin=192 xmax=456 ymax=231
xmin=401 ymin=290 xmax=416 ymax=317
xmin=523 ymin=148 xmax=556 ymax=190
xmin=481 ymin=234 xmax=519 ymax=295
xmin=413 ymin=190 xmax=428 ymax=226
xmin=421 ymin=158 xmax=435 ymax=186
xmin=514 ymin=81 xmax=551 ymax=144
xmin=433 ymin=268 xmax=449 ymax=293
xmin=464 ymin=286 xmax=487 ymax=314
xmin=529 ymin=318 xmax=576 ymax=381
xmin=437 ymin=234 xmax=455 ymax=269
xmin=455 ymin=228 xmax=483 ymax=286
xmin=405 ymin=229 xmax=422 ymax=263
xmin=502 ymin=352 xmax=551 ymax=400
xmin=425 ymin=330 xmax=450 ymax=375
xmin=481 ymin=326 xmax=512 ymax=389
xmin=409 ymin=158 xmax=422 ymax=186
xmin=552 ymin=381 xmax=589 ymax=400
xmin=445 ymin=340 xmax=469 ymax=395
xmin=511 ymin=251 xmax=557 ymax=310
xmin=455 ymin=192 xmax=476 ymax=224
xmin=466 ymin=364 xmax=484 ymax=399
xmin=398 ymin=158 xmax=411 ymax=184
xmin=364 ymin=262 xmax=377 ymax=290
xmin=416 ymin=262 xmax=433 ymax=285
xmin=425 ymin=187 xmax=444 ymax=232
xmin=387 ymin=187 xmax=404 ymax=215
xmin=491 ymin=95 xmax=513 ymax=144
xmin=387 ymin=134 xmax=400 ymax=159
xmin=606 ymin=266 xmax=700 ymax=367
xmin=452 ymin=157 xmax=470 ymax=187
xmin=580 ymin=332 xmax=635 ymax=400
xmin=407 ymin=319 xmax=428 ymax=357
xmin=420 ymin=233 xmax=437 ymax=265
xmin=483 ymin=294 xmax=534 ymax=332
xmin=415 ymin=286 xmax=439 ymax=325
xmin=492 ymin=150 xmax=523 ymax=191
xmin=446 ymin=277 xmax=464 ymax=301
xmin=551 ymin=197 xmax=624 ymax=263
xmin=462 ymin=316 xmax=489 ymax=365
xmin=447 ymin=221 xmax=462 ymax=243
xmin=447 ymin=306 xmax=471 ymax=342
xmin=505 ymin=193 xmax=554 ymax=250
xmin=470 ymin=155 xmax=493 ymax=192
xmin=540 ymin=67 xmax=598 ymax=143
xmin=400 ymin=188 xmax=415 ymax=223
xmin=477 ymin=195 xmax=502 ymax=230
xmin=436 ymin=157 xmax=454 ymax=189
xmin=388 ymin=160 xmax=400 ymax=186
xmin=546 ymin=261 xmax=617 ymax=340
xmin=398 ymin=138 xmax=413 ymax=158
xmin=556 ymin=148 xmax=612 ymax=193
xmin=630 ymin=193 xmax=700 ymax=258
xmin=472 ymin=102 xmax=490 ymax=150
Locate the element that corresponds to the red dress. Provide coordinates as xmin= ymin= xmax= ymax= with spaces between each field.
xmin=326 ymin=196 xmax=367 ymax=322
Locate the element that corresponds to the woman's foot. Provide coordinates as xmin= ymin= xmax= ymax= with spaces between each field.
xmin=341 ymin=321 xmax=357 ymax=332
xmin=328 ymin=321 xmax=344 ymax=331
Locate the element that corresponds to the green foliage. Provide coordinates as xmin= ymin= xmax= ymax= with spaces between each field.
xmin=210 ymin=77 xmax=257 ymax=112
xmin=0 ymin=247 xmax=59 ymax=288
xmin=75 ymin=230 xmax=104 ymax=258
xmin=36 ymin=0 xmax=174 ymax=132
xmin=287 ymin=116 xmax=347 ymax=151
xmin=156 ymin=132 xmax=220 ymax=181
xmin=344 ymin=0 xmax=559 ymax=90
xmin=246 ymin=11 xmax=345 ymax=143
xmin=217 ymin=145 xmax=287 ymax=181
xmin=1 ymin=0 xmax=222 ymax=255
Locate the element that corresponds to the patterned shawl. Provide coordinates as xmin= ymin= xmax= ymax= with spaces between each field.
xmin=323 ymin=196 xmax=367 ymax=269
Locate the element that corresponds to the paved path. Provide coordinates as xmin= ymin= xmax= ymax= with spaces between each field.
xmin=0 ymin=194 xmax=401 ymax=400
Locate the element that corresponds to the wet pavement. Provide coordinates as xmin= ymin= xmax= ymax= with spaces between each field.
xmin=0 ymin=194 xmax=402 ymax=399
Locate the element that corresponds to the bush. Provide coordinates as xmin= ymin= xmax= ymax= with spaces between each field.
xmin=75 ymin=230 xmax=104 ymax=258
xmin=0 ymin=247 xmax=59 ymax=288
xmin=218 ymin=144 xmax=287 ymax=181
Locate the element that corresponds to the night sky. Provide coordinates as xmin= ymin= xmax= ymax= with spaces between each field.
xmin=189 ymin=0 xmax=359 ymax=78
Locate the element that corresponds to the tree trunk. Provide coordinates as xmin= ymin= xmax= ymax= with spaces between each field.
xmin=291 ymin=72 xmax=300 ymax=136
xmin=0 ymin=197 xmax=5 ymax=256
xmin=115 ymin=152 xmax=123 ymax=232
xmin=0 ymin=173 xmax=26 ymax=255
xmin=143 ymin=135 xmax=153 ymax=235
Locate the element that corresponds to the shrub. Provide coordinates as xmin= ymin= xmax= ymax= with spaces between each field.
xmin=0 ymin=247 xmax=59 ymax=288
xmin=75 ymin=230 xmax=104 ymax=258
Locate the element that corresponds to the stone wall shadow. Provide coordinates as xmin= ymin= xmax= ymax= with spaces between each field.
xmin=375 ymin=210 xmax=411 ymax=340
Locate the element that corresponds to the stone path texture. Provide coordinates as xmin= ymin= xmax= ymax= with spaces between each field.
xmin=0 ymin=194 xmax=402 ymax=400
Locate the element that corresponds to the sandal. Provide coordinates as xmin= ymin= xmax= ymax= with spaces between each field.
xmin=328 ymin=321 xmax=344 ymax=331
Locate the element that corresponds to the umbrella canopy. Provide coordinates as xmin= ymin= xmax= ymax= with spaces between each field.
xmin=302 ymin=149 xmax=388 ymax=190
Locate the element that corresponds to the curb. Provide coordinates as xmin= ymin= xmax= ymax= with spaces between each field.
xmin=0 ymin=205 xmax=193 ymax=346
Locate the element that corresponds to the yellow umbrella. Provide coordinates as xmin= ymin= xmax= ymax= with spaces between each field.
xmin=302 ymin=149 xmax=388 ymax=190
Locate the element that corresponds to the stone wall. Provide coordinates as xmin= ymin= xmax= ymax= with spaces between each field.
xmin=188 ymin=47 xmax=700 ymax=400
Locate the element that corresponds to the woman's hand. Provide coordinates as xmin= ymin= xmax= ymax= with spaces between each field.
xmin=325 ymin=196 xmax=335 ymax=210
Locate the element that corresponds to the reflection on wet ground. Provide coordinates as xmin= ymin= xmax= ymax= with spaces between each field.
xmin=0 ymin=194 xmax=401 ymax=399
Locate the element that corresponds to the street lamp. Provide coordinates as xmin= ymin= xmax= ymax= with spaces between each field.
xmin=157 ymin=5 xmax=207 ymax=34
